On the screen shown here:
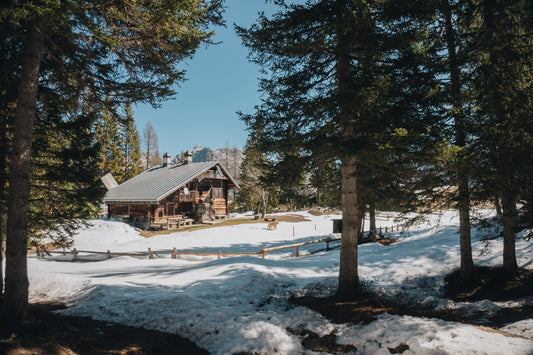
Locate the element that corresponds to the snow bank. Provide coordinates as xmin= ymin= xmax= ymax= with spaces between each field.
xmin=70 ymin=219 xmax=144 ymax=250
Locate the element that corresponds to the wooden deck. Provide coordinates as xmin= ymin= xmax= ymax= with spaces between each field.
xmin=150 ymin=217 xmax=194 ymax=230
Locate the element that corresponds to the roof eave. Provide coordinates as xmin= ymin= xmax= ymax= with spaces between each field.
xmin=104 ymin=200 xmax=160 ymax=205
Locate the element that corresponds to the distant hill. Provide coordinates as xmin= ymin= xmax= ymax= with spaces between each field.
xmin=174 ymin=145 xmax=243 ymax=181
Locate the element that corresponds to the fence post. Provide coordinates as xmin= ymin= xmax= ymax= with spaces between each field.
xmin=293 ymin=226 xmax=295 ymax=237
xmin=218 ymin=250 xmax=221 ymax=259
xmin=172 ymin=247 xmax=177 ymax=259
xmin=326 ymin=240 xmax=330 ymax=251
xmin=385 ymin=226 xmax=388 ymax=233
xmin=73 ymin=248 xmax=78 ymax=260
xmin=148 ymin=247 xmax=153 ymax=259
xmin=107 ymin=250 xmax=111 ymax=259
xmin=295 ymin=245 xmax=299 ymax=257
xmin=260 ymin=248 xmax=266 ymax=259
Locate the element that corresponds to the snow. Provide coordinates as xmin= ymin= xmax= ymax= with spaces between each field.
xmin=28 ymin=210 xmax=533 ymax=354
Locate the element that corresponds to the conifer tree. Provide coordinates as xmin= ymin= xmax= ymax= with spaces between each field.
xmin=122 ymin=105 xmax=142 ymax=181
xmin=0 ymin=0 xmax=223 ymax=331
xmin=238 ymin=0 xmax=440 ymax=298
xmin=433 ymin=0 xmax=476 ymax=279
xmin=238 ymin=136 xmax=275 ymax=217
xmin=464 ymin=0 xmax=533 ymax=273
xmin=95 ymin=106 xmax=125 ymax=181
xmin=308 ymin=150 xmax=341 ymax=208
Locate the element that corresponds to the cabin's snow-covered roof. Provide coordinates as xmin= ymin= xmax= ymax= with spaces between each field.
xmin=104 ymin=161 xmax=238 ymax=204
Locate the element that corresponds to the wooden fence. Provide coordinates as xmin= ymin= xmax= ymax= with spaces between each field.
xmin=39 ymin=221 xmax=406 ymax=261
xmin=39 ymin=236 xmax=342 ymax=261
xmin=259 ymin=236 xmax=341 ymax=258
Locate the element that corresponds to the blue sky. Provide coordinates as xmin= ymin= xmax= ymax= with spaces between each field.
xmin=133 ymin=0 xmax=280 ymax=156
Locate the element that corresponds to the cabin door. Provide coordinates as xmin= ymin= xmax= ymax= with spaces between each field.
xmin=166 ymin=202 xmax=175 ymax=217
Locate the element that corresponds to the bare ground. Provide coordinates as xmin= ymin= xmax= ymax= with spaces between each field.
xmin=0 ymin=303 xmax=208 ymax=355
xmin=290 ymin=267 xmax=533 ymax=353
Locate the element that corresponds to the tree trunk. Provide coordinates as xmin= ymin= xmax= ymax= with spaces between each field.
xmin=0 ymin=235 xmax=3 ymax=306
xmin=1 ymin=23 xmax=44 ymax=333
xmin=442 ymin=0 xmax=475 ymax=279
xmin=481 ymin=0 xmax=519 ymax=274
xmin=335 ymin=0 xmax=362 ymax=299
xmin=494 ymin=196 xmax=502 ymax=217
xmin=338 ymin=155 xmax=361 ymax=298
xmin=369 ymin=205 xmax=376 ymax=237
xmin=0 ymin=130 xmax=7 ymax=303
xmin=261 ymin=190 xmax=267 ymax=218
xmin=502 ymin=186 xmax=518 ymax=273
xmin=0 ymin=119 xmax=8 ymax=304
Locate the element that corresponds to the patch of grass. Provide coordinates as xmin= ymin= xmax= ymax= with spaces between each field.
xmin=307 ymin=209 xmax=324 ymax=216
xmin=139 ymin=214 xmax=311 ymax=237
xmin=139 ymin=218 xmax=265 ymax=238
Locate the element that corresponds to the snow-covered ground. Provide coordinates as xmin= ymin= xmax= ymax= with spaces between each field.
xmin=28 ymin=210 xmax=533 ymax=354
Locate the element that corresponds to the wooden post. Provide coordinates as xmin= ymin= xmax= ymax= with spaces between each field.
xmin=218 ymin=250 xmax=221 ymax=259
xmin=385 ymin=226 xmax=388 ymax=233
xmin=148 ymin=247 xmax=153 ymax=259
xmin=295 ymin=245 xmax=299 ymax=257
xmin=172 ymin=247 xmax=177 ymax=259
xmin=107 ymin=250 xmax=111 ymax=259
xmin=73 ymin=248 xmax=78 ymax=260
xmin=260 ymin=248 xmax=266 ymax=259
xmin=293 ymin=226 xmax=295 ymax=237
xmin=379 ymin=227 xmax=382 ymax=235
xmin=326 ymin=240 xmax=330 ymax=251
xmin=315 ymin=224 xmax=317 ymax=231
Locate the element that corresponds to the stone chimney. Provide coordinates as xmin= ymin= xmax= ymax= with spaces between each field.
xmin=185 ymin=150 xmax=193 ymax=164
xmin=162 ymin=152 xmax=171 ymax=167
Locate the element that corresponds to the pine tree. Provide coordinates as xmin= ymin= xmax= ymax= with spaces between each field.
xmin=30 ymin=108 xmax=104 ymax=247
xmin=0 ymin=0 xmax=224 ymax=331
xmin=465 ymin=0 xmax=533 ymax=273
xmin=3 ymin=20 xmax=45 ymax=330
xmin=436 ymin=0 xmax=475 ymax=279
xmin=308 ymin=149 xmax=341 ymax=208
xmin=95 ymin=105 xmax=125 ymax=181
xmin=122 ymin=105 xmax=142 ymax=181
xmin=0 ymin=18 xmax=20 ymax=299
xmin=238 ymin=0 xmax=441 ymax=298
xmin=238 ymin=136 xmax=275 ymax=217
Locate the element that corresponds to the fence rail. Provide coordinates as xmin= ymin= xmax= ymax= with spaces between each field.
xmin=260 ymin=236 xmax=340 ymax=258
xmin=39 ymin=236 xmax=342 ymax=261
xmin=39 ymin=220 xmax=405 ymax=261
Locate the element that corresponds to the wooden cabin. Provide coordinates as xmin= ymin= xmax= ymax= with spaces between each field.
xmin=103 ymin=153 xmax=239 ymax=229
